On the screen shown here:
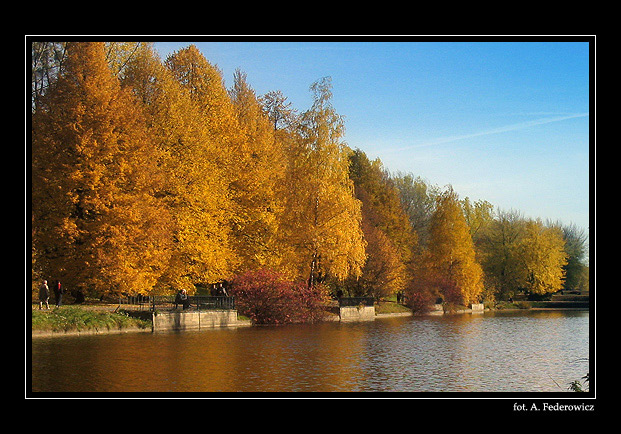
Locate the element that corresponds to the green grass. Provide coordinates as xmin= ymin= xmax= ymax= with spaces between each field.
xmin=375 ymin=301 xmax=412 ymax=315
xmin=494 ymin=300 xmax=531 ymax=310
xmin=32 ymin=306 xmax=151 ymax=333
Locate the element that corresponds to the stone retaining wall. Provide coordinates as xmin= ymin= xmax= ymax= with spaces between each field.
xmin=152 ymin=310 xmax=249 ymax=332
xmin=471 ymin=303 xmax=485 ymax=313
xmin=339 ymin=305 xmax=376 ymax=322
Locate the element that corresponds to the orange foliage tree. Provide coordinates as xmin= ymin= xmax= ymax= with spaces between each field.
xmin=32 ymin=42 xmax=172 ymax=295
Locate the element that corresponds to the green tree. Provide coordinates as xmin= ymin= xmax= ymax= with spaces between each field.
xmin=478 ymin=209 xmax=526 ymax=300
xmin=462 ymin=197 xmax=495 ymax=243
xmin=553 ymin=222 xmax=589 ymax=291
xmin=392 ymin=172 xmax=441 ymax=248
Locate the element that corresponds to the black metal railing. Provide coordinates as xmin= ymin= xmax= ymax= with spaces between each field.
xmin=118 ymin=295 xmax=153 ymax=311
xmin=338 ymin=297 xmax=375 ymax=307
xmin=119 ymin=295 xmax=235 ymax=311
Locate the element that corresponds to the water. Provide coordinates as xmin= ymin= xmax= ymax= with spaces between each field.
xmin=30 ymin=310 xmax=589 ymax=393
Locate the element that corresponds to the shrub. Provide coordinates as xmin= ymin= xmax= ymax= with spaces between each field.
xmin=406 ymin=291 xmax=434 ymax=314
xmin=294 ymin=283 xmax=330 ymax=323
xmin=230 ymin=269 xmax=329 ymax=325
xmin=404 ymin=277 xmax=437 ymax=314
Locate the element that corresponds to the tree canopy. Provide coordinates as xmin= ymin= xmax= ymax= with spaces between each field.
xmin=31 ymin=41 xmax=587 ymax=304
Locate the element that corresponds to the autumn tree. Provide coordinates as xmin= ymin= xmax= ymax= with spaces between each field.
xmin=354 ymin=209 xmax=406 ymax=299
xmin=517 ymin=219 xmax=567 ymax=296
xmin=347 ymin=149 xmax=417 ymax=299
xmin=259 ymin=90 xmax=297 ymax=131
xmin=123 ymin=44 xmax=237 ymax=291
xmin=477 ymin=209 xmax=525 ymax=299
xmin=478 ymin=211 xmax=570 ymax=299
xmin=419 ymin=187 xmax=484 ymax=306
xmin=229 ymin=69 xmax=286 ymax=271
xmin=32 ymin=42 xmax=172 ymax=296
xmin=279 ymin=77 xmax=366 ymax=286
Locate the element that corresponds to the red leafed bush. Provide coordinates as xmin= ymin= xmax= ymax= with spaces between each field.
xmin=405 ymin=276 xmax=463 ymax=314
xmin=404 ymin=278 xmax=436 ymax=314
xmin=293 ymin=283 xmax=330 ymax=323
xmin=405 ymin=289 xmax=434 ymax=314
xmin=230 ymin=269 xmax=329 ymax=325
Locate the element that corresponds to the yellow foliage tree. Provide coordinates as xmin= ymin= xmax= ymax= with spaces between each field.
xmin=31 ymin=42 xmax=172 ymax=295
xmin=424 ymin=187 xmax=484 ymax=305
xmin=124 ymin=44 xmax=237 ymax=290
xmin=229 ymin=69 xmax=286 ymax=270
xmin=517 ymin=219 xmax=567 ymax=295
xmin=165 ymin=46 xmax=246 ymax=285
xmin=279 ymin=78 xmax=366 ymax=285
xmin=347 ymin=149 xmax=417 ymax=298
xmin=356 ymin=213 xmax=406 ymax=299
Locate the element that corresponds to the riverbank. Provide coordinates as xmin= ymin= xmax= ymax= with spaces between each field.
xmin=30 ymin=298 xmax=588 ymax=338
xmin=31 ymin=305 xmax=153 ymax=338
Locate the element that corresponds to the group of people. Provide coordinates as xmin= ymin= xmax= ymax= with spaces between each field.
xmin=212 ymin=282 xmax=228 ymax=297
xmin=38 ymin=280 xmax=64 ymax=310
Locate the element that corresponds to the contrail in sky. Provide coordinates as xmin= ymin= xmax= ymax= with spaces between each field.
xmin=385 ymin=113 xmax=589 ymax=152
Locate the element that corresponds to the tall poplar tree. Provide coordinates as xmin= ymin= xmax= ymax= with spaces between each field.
xmin=32 ymin=42 xmax=172 ymax=295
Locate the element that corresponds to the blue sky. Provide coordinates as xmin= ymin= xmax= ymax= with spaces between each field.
xmin=154 ymin=40 xmax=591 ymax=232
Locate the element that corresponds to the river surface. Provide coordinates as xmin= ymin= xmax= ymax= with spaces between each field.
xmin=30 ymin=310 xmax=589 ymax=393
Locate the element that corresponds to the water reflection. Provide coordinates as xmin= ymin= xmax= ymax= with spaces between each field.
xmin=31 ymin=310 xmax=589 ymax=393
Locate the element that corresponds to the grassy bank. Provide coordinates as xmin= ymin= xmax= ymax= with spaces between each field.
xmin=31 ymin=305 xmax=152 ymax=333
xmin=375 ymin=301 xmax=412 ymax=315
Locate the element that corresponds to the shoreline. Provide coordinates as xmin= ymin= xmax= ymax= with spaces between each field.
xmin=31 ymin=325 xmax=152 ymax=338
xmin=31 ymin=305 xmax=588 ymax=339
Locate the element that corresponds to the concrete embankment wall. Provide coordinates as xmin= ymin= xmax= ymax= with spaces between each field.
xmin=427 ymin=303 xmax=485 ymax=315
xmin=152 ymin=310 xmax=250 ymax=332
xmin=339 ymin=305 xmax=376 ymax=322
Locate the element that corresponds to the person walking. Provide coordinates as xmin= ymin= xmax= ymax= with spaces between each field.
xmin=38 ymin=280 xmax=50 ymax=310
xmin=54 ymin=280 xmax=64 ymax=307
